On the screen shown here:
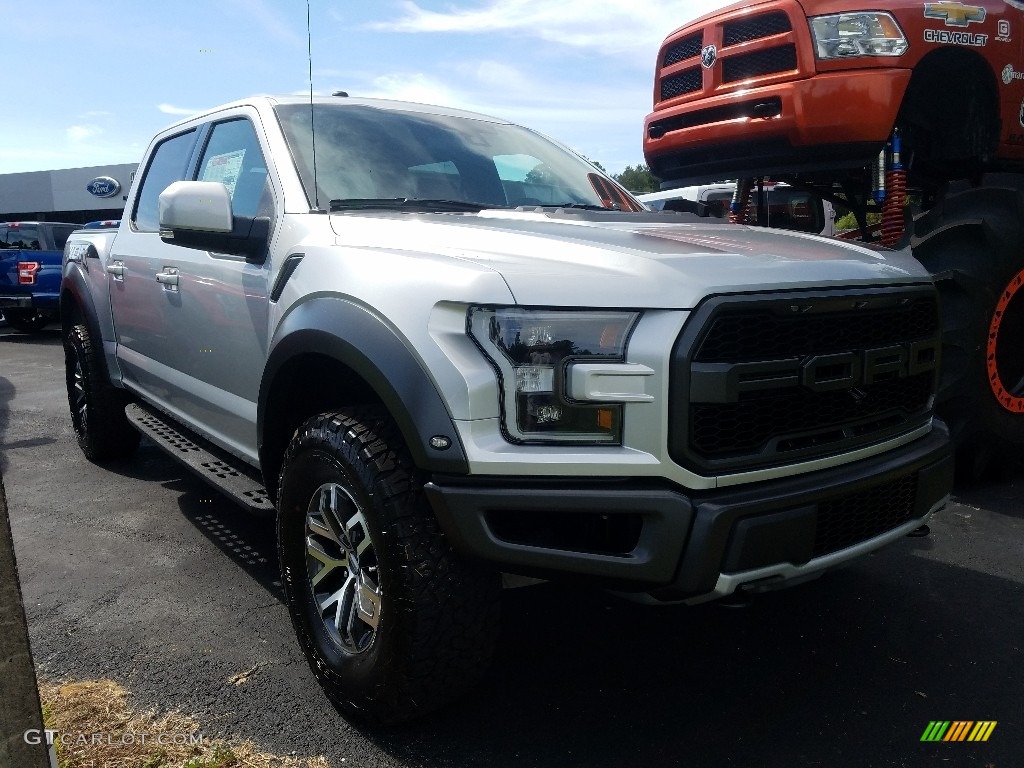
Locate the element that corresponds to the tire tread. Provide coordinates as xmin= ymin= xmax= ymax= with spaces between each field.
xmin=277 ymin=407 xmax=500 ymax=725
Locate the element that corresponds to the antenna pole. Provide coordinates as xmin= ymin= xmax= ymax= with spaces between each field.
xmin=306 ymin=0 xmax=321 ymax=211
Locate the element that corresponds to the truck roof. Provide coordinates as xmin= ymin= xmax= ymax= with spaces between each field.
xmin=158 ymin=94 xmax=516 ymax=133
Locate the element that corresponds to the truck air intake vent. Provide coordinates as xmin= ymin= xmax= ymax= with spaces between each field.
xmin=723 ymin=12 xmax=792 ymax=47
xmin=664 ymin=34 xmax=704 ymax=67
xmin=660 ymin=68 xmax=703 ymax=101
xmin=668 ymin=289 xmax=941 ymax=474
xmin=813 ymin=475 xmax=918 ymax=557
xmin=723 ymin=44 xmax=797 ymax=83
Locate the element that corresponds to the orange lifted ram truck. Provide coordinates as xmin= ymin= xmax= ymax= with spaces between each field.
xmin=643 ymin=1 xmax=1024 ymax=472
xmin=645 ymin=1 xmax=1024 ymax=183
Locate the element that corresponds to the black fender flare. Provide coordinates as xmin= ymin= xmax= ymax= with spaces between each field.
xmin=60 ymin=260 xmax=106 ymax=359
xmin=258 ymin=297 xmax=469 ymax=477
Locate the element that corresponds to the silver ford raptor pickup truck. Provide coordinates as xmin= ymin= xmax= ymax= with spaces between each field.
xmin=61 ymin=95 xmax=952 ymax=724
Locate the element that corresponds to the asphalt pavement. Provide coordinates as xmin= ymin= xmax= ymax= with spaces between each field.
xmin=1 ymin=325 xmax=1021 ymax=768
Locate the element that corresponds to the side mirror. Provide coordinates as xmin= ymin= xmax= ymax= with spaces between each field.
xmin=158 ymin=181 xmax=269 ymax=263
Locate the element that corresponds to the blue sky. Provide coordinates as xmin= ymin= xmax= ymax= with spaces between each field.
xmin=1 ymin=0 xmax=734 ymax=176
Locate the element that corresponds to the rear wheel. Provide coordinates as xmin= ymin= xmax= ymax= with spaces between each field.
xmin=277 ymin=408 xmax=500 ymax=725
xmin=63 ymin=324 xmax=140 ymax=461
xmin=5 ymin=309 xmax=52 ymax=333
xmin=911 ymin=177 xmax=1024 ymax=471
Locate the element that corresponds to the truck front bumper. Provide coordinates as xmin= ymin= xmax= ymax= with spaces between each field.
xmin=644 ymin=68 xmax=912 ymax=184
xmin=425 ymin=425 xmax=951 ymax=602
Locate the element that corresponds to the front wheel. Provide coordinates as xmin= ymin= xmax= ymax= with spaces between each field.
xmin=277 ymin=408 xmax=500 ymax=725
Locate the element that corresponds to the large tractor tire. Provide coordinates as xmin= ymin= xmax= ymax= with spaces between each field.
xmin=911 ymin=175 xmax=1024 ymax=474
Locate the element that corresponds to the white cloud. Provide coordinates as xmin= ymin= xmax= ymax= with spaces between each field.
xmin=363 ymin=73 xmax=460 ymax=107
xmin=473 ymin=60 xmax=533 ymax=93
xmin=67 ymin=124 xmax=101 ymax=143
xmin=370 ymin=0 xmax=719 ymax=55
xmin=157 ymin=103 xmax=203 ymax=116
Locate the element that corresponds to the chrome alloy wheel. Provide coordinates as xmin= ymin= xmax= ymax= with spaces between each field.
xmin=305 ymin=482 xmax=382 ymax=654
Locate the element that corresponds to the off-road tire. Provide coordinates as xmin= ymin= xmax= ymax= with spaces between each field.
xmin=63 ymin=324 xmax=140 ymax=461
xmin=277 ymin=408 xmax=501 ymax=725
xmin=5 ymin=310 xmax=52 ymax=333
xmin=911 ymin=176 xmax=1024 ymax=472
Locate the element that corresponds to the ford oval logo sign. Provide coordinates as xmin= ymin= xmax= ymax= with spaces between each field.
xmin=86 ymin=176 xmax=121 ymax=198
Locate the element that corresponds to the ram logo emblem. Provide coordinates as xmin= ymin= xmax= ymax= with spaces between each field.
xmin=701 ymin=44 xmax=718 ymax=69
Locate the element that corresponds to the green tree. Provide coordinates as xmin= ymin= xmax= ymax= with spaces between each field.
xmin=524 ymin=163 xmax=554 ymax=185
xmin=613 ymin=164 xmax=659 ymax=194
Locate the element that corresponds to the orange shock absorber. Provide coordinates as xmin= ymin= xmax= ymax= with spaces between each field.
xmin=881 ymin=133 xmax=906 ymax=247
xmin=730 ymin=178 xmax=754 ymax=224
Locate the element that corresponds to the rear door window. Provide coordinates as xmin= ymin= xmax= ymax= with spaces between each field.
xmin=195 ymin=119 xmax=272 ymax=219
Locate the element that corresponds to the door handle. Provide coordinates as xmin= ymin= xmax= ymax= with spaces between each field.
xmin=106 ymin=261 xmax=125 ymax=279
xmin=155 ymin=268 xmax=179 ymax=288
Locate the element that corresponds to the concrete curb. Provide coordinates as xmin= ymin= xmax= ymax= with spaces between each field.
xmin=0 ymin=473 xmax=51 ymax=768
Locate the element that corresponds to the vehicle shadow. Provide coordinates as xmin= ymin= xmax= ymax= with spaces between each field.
xmin=0 ymin=328 xmax=63 ymax=346
xmin=362 ymin=548 xmax=1022 ymax=768
xmin=954 ymin=456 xmax=1024 ymax=520
xmin=173 ymin=483 xmax=284 ymax=603
xmin=100 ymin=442 xmax=285 ymax=602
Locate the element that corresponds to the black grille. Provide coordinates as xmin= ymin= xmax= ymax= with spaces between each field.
xmin=668 ymin=289 xmax=941 ymax=473
xmin=661 ymin=68 xmax=703 ymax=101
xmin=664 ymin=34 xmax=703 ymax=66
xmin=723 ymin=44 xmax=797 ymax=83
xmin=695 ymin=299 xmax=938 ymax=363
xmin=814 ymin=475 xmax=918 ymax=557
xmin=691 ymin=374 xmax=934 ymax=458
xmin=723 ymin=12 xmax=792 ymax=46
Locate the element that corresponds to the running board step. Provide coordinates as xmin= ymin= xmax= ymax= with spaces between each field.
xmin=124 ymin=403 xmax=275 ymax=517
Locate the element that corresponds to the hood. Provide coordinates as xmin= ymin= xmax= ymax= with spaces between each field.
xmin=329 ymin=208 xmax=929 ymax=308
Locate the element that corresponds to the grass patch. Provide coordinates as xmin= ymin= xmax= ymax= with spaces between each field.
xmin=38 ymin=679 xmax=332 ymax=768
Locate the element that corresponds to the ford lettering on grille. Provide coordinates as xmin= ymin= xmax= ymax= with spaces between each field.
xmin=690 ymin=340 xmax=939 ymax=403
xmin=667 ymin=288 xmax=941 ymax=474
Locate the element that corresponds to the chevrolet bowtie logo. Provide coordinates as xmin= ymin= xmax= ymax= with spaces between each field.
xmin=924 ymin=2 xmax=987 ymax=27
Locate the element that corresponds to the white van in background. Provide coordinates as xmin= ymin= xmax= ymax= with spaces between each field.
xmin=639 ymin=182 xmax=836 ymax=238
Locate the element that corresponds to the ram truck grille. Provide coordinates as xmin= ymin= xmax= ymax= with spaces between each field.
xmin=664 ymin=33 xmax=703 ymax=67
xmin=661 ymin=69 xmax=704 ymax=101
xmin=654 ymin=4 xmax=805 ymax=108
xmin=722 ymin=12 xmax=792 ymax=46
xmin=668 ymin=288 xmax=941 ymax=474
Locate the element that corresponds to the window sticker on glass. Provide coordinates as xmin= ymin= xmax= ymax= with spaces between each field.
xmin=201 ymin=149 xmax=246 ymax=196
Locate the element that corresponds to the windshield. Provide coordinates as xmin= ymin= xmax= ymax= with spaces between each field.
xmin=274 ymin=103 xmax=641 ymax=211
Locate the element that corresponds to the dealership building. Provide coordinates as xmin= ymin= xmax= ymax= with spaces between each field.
xmin=0 ymin=164 xmax=137 ymax=225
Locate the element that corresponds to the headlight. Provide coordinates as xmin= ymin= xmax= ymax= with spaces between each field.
xmin=469 ymin=307 xmax=641 ymax=444
xmin=810 ymin=13 xmax=908 ymax=59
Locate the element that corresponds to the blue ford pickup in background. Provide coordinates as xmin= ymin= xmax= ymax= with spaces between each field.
xmin=0 ymin=221 xmax=79 ymax=332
